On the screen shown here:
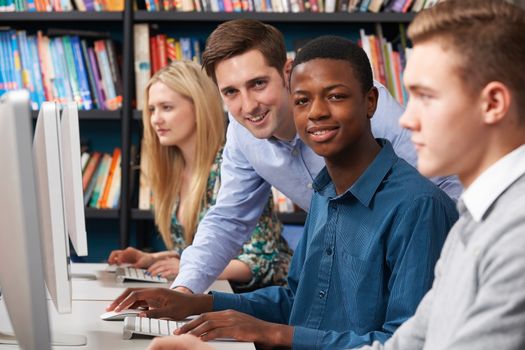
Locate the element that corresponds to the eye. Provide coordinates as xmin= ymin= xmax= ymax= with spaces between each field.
xmin=147 ymin=106 xmax=155 ymax=113
xmin=294 ymin=97 xmax=309 ymax=106
xmin=222 ymin=88 xmax=237 ymax=97
xmin=253 ymin=79 xmax=267 ymax=89
xmin=162 ymin=105 xmax=173 ymax=112
xmin=328 ymin=93 xmax=347 ymax=101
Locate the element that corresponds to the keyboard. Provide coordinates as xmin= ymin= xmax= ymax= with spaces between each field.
xmin=115 ymin=266 xmax=168 ymax=284
xmin=122 ymin=316 xmax=187 ymax=339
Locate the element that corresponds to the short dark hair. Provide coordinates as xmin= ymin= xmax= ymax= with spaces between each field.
xmin=291 ymin=35 xmax=373 ymax=93
xmin=202 ymin=19 xmax=287 ymax=83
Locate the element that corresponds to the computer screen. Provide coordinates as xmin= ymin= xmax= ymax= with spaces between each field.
xmin=0 ymin=90 xmax=52 ymax=350
xmin=60 ymin=103 xmax=88 ymax=257
xmin=33 ymin=101 xmax=73 ymax=315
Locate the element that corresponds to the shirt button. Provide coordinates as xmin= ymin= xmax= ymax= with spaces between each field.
xmin=306 ymin=182 xmax=313 ymax=189
xmin=319 ymin=290 xmax=326 ymax=298
xmin=291 ymin=148 xmax=299 ymax=157
xmin=326 ymin=247 xmax=333 ymax=256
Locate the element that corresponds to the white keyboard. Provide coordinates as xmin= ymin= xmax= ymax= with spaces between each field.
xmin=122 ymin=316 xmax=187 ymax=339
xmin=115 ymin=267 xmax=168 ymax=283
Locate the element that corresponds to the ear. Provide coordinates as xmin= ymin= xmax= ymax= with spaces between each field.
xmin=480 ymin=81 xmax=511 ymax=125
xmin=366 ymin=87 xmax=379 ymax=119
xmin=283 ymin=58 xmax=294 ymax=88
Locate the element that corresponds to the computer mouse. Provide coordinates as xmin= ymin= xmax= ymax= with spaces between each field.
xmin=100 ymin=309 xmax=142 ymax=321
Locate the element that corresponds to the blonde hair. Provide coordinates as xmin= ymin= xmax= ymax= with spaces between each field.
xmin=142 ymin=60 xmax=225 ymax=249
xmin=408 ymin=0 xmax=525 ymax=113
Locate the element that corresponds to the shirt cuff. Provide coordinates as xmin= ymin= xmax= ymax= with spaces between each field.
xmin=171 ymin=272 xmax=212 ymax=294
xmin=211 ymin=291 xmax=243 ymax=311
xmin=292 ymin=326 xmax=321 ymax=350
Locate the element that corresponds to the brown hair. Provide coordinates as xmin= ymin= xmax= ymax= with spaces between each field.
xmin=202 ymin=19 xmax=287 ymax=82
xmin=408 ymin=0 xmax=525 ymax=113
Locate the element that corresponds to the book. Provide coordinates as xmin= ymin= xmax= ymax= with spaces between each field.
xmin=99 ymin=147 xmax=121 ymax=208
xmin=133 ymin=24 xmax=151 ymax=111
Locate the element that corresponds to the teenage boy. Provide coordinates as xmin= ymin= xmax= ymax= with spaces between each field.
xmin=354 ymin=1 xmax=525 ymax=349
xmin=170 ymin=19 xmax=461 ymax=294
xmin=111 ymin=36 xmax=458 ymax=350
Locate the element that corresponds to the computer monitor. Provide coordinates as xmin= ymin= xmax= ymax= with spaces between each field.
xmin=33 ymin=101 xmax=73 ymax=314
xmin=60 ymin=103 xmax=88 ymax=257
xmin=0 ymin=90 xmax=52 ymax=350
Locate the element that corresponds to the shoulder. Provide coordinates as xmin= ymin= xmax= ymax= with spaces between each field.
xmin=377 ymin=158 xmax=457 ymax=216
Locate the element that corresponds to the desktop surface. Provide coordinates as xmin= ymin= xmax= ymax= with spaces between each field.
xmin=0 ymin=300 xmax=255 ymax=350
xmin=69 ymin=263 xmax=233 ymax=301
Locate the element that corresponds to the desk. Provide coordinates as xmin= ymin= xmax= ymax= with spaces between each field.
xmin=1 ymin=263 xmax=255 ymax=350
xmin=70 ymin=263 xmax=232 ymax=301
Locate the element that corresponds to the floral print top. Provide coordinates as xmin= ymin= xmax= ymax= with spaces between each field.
xmin=169 ymin=147 xmax=293 ymax=291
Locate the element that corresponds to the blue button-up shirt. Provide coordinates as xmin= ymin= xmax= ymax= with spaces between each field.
xmin=174 ymin=82 xmax=462 ymax=293
xmin=212 ymin=140 xmax=459 ymax=349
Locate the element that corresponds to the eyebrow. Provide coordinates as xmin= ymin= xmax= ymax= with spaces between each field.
xmin=219 ymin=75 xmax=271 ymax=95
xmin=293 ymin=83 xmax=348 ymax=95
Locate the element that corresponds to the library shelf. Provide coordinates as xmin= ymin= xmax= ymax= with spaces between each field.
xmin=0 ymin=11 xmax=123 ymax=22
xmin=85 ymin=207 xmax=119 ymax=219
xmin=31 ymin=110 xmax=121 ymax=120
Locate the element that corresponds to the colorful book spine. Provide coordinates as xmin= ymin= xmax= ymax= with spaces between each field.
xmin=94 ymin=40 xmax=118 ymax=110
xmin=62 ymin=36 xmax=83 ymax=108
xmin=88 ymin=47 xmax=107 ymax=110
xmin=81 ymin=39 xmax=102 ymax=109
xmin=71 ymin=36 xmax=93 ymax=110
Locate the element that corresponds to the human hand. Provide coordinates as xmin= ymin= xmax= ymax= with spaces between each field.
xmin=176 ymin=309 xmax=293 ymax=348
xmin=107 ymin=247 xmax=153 ymax=268
xmin=147 ymin=257 xmax=180 ymax=279
xmin=105 ymin=287 xmax=213 ymax=320
xmin=147 ymin=334 xmax=212 ymax=350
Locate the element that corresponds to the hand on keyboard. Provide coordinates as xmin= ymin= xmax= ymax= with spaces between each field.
xmin=116 ymin=267 xmax=169 ymax=284
xmin=106 ymin=288 xmax=213 ymax=322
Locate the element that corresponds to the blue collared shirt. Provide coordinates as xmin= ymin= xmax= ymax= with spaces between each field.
xmin=174 ymin=82 xmax=462 ymax=293
xmin=212 ymin=140 xmax=459 ymax=349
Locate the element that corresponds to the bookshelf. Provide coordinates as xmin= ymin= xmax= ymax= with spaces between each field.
xmin=4 ymin=5 xmax=415 ymax=254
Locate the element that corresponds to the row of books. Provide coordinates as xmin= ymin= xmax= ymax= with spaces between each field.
xmin=133 ymin=24 xmax=202 ymax=110
xmin=0 ymin=29 xmax=123 ymax=110
xmin=82 ymin=148 xmax=122 ymax=209
xmin=0 ymin=0 xmax=123 ymax=12
xmin=359 ymin=24 xmax=409 ymax=106
xmin=137 ymin=0 xmax=439 ymax=13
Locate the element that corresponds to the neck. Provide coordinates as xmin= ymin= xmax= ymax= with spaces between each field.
xmin=272 ymin=108 xmax=297 ymax=142
xmin=325 ymin=136 xmax=381 ymax=195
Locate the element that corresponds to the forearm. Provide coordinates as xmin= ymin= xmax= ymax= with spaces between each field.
xmin=217 ymin=260 xmax=252 ymax=283
xmin=151 ymin=251 xmax=179 ymax=261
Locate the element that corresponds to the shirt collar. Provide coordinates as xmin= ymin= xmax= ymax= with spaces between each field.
xmin=313 ymin=139 xmax=398 ymax=207
xmin=462 ymin=144 xmax=525 ymax=222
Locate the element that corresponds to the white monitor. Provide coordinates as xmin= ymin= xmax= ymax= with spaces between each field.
xmin=0 ymin=90 xmax=52 ymax=350
xmin=60 ymin=103 xmax=88 ymax=257
xmin=33 ymin=101 xmax=73 ymax=314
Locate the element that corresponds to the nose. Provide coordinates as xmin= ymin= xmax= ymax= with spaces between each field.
xmin=308 ymin=97 xmax=329 ymax=120
xmin=150 ymin=109 xmax=163 ymax=127
xmin=241 ymin=91 xmax=258 ymax=115
xmin=399 ymin=101 xmax=419 ymax=132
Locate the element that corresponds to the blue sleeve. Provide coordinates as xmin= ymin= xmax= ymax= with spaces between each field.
xmin=211 ymin=210 xmax=314 ymax=324
xmin=212 ymin=286 xmax=295 ymax=324
xmin=294 ymin=195 xmax=457 ymax=350
xmin=173 ymin=120 xmax=272 ymax=293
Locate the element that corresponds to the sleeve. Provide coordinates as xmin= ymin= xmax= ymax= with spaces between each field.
xmin=212 ymin=209 xmax=313 ymax=324
xmin=233 ymin=195 xmax=292 ymax=291
xmin=172 ymin=120 xmax=272 ymax=293
xmin=296 ymin=195 xmax=457 ymax=350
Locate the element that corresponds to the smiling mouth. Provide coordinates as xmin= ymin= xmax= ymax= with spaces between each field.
xmin=246 ymin=111 xmax=268 ymax=123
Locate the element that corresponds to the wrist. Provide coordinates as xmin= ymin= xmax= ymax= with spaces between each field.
xmin=268 ymin=324 xmax=293 ymax=347
xmin=190 ymin=294 xmax=214 ymax=315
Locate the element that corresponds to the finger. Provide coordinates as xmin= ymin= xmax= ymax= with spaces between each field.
xmin=108 ymin=250 xmax=122 ymax=264
xmin=106 ymin=288 xmax=136 ymax=311
xmin=199 ymin=327 xmax=239 ymax=342
xmin=143 ymin=306 xmax=176 ymax=320
xmin=175 ymin=316 xmax=206 ymax=335
xmin=113 ymin=289 xmax=149 ymax=312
